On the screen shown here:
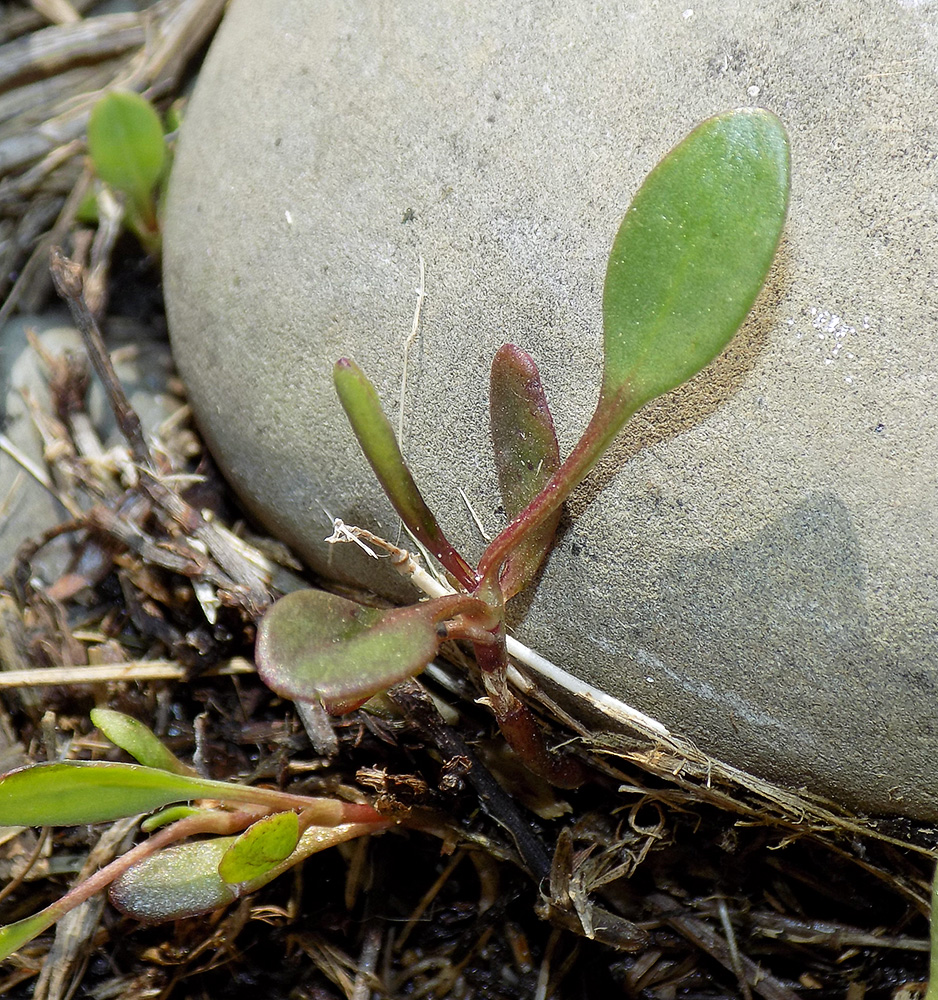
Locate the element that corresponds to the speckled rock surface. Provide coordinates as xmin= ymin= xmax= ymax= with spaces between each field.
xmin=164 ymin=1 xmax=938 ymax=816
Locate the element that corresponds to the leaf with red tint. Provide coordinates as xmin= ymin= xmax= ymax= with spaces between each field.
xmin=488 ymin=344 xmax=561 ymax=596
xmin=256 ymin=588 xmax=492 ymax=713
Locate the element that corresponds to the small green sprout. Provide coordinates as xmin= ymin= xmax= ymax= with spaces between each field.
xmin=256 ymin=108 xmax=791 ymax=786
xmin=86 ymin=90 xmax=170 ymax=254
xmin=0 ymin=710 xmax=387 ymax=960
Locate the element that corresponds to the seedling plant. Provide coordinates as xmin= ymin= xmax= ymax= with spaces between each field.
xmin=0 ymin=709 xmax=387 ymax=959
xmin=0 ymin=107 xmax=789 ymax=960
xmin=84 ymin=90 xmax=172 ymax=254
xmin=256 ymin=108 xmax=792 ymax=788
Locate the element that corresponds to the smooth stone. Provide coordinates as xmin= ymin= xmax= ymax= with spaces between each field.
xmin=163 ymin=1 xmax=938 ymax=817
xmin=0 ymin=313 xmax=179 ymax=576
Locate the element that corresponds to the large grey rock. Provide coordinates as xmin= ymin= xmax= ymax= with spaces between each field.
xmin=164 ymin=1 xmax=938 ymax=817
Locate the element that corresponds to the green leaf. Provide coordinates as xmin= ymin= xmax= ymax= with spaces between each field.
xmin=91 ymin=708 xmax=194 ymax=775
xmin=489 ymin=345 xmax=562 ymax=598
xmin=601 ymin=108 xmax=789 ymax=413
xmin=477 ymin=109 xmax=789 ymax=582
xmin=217 ymin=811 xmax=300 ymax=884
xmin=111 ymin=836 xmax=241 ymax=922
xmin=333 ymin=359 xmax=475 ymax=589
xmin=87 ymin=91 xmax=166 ymax=220
xmin=0 ymin=761 xmax=295 ymax=827
xmin=0 ymin=762 xmax=210 ymax=825
xmin=256 ymin=588 xmax=491 ymax=713
xmin=140 ymin=805 xmax=201 ymax=833
xmin=164 ymin=98 xmax=184 ymax=134
xmin=257 ymin=590 xmax=435 ymax=713
xmin=109 ymin=822 xmax=379 ymax=922
xmin=75 ymin=188 xmax=100 ymax=225
xmin=0 ymin=910 xmax=57 ymax=962
xmin=490 ymin=345 xmax=560 ymax=516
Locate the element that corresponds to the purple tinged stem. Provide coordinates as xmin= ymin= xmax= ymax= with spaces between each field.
xmin=473 ymin=633 xmax=585 ymax=789
xmin=477 ymin=390 xmax=635 ymax=586
xmin=0 ymin=810 xmax=252 ymax=959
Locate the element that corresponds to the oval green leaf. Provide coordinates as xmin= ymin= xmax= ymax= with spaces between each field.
xmin=477 ymin=110 xmax=789 ymax=585
xmin=87 ymin=91 xmax=166 ymax=216
xmin=109 ymin=822 xmax=379 ymax=922
xmin=217 ymin=811 xmax=300 ymax=884
xmin=91 ymin=708 xmax=194 ymax=775
xmin=112 ymin=837 xmax=239 ymax=922
xmin=257 ymin=589 xmax=478 ymax=713
xmin=601 ymin=107 xmax=790 ymax=412
xmin=0 ymin=761 xmax=274 ymax=827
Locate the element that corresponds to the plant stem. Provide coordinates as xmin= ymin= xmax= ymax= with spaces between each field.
xmin=473 ymin=631 xmax=585 ymax=789
xmin=215 ymin=784 xmax=385 ymax=825
xmin=298 ymin=805 xmax=390 ymax=838
xmin=0 ymin=810 xmax=253 ymax=961
xmin=477 ymin=391 xmax=635 ymax=585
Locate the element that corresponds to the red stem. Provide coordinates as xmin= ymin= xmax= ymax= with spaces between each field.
xmin=472 ymin=631 xmax=585 ymax=789
xmin=223 ymin=785 xmax=385 ymax=825
xmin=12 ymin=801 xmax=390 ymax=951
xmin=477 ymin=393 xmax=634 ymax=585
xmin=15 ymin=810 xmax=253 ymax=946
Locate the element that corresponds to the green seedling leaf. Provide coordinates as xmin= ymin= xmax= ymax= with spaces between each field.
xmin=0 ymin=760 xmax=345 ymax=827
xmin=333 ymin=358 xmax=476 ymax=589
xmin=601 ymin=108 xmax=789 ymax=414
xmin=111 ymin=836 xmax=243 ymax=922
xmin=110 ymin=822 xmax=381 ymax=922
xmin=91 ymin=708 xmax=194 ymax=775
xmin=217 ymin=811 xmax=300 ymax=884
xmin=490 ymin=345 xmax=560 ymax=514
xmin=0 ymin=910 xmax=57 ymax=963
xmin=140 ymin=805 xmax=202 ymax=833
xmin=87 ymin=91 xmax=166 ymax=222
xmin=0 ymin=761 xmax=220 ymax=825
xmin=257 ymin=588 xmax=493 ymax=713
xmin=478 ymin=109 xmax=789 ymax=582
xmin=75 ymin=188 xmax=100 ymax=225
xmin=164 ymin=97 xmax=185 ymax=134
xmin=489 ymin=345 xmax=562 ymax=598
